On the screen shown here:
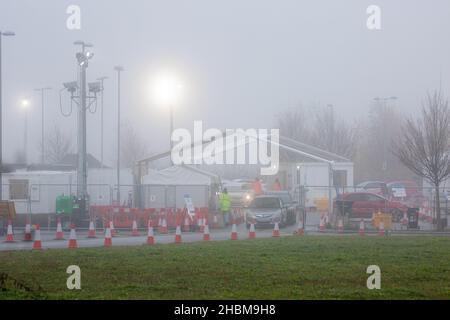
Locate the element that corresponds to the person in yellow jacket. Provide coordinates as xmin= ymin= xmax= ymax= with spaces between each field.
xmin=219 ymin=188 xmax=231 ymax=226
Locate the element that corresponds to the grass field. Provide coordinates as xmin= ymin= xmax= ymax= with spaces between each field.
xmin=0 ymin=236 xmax=449 ymax=299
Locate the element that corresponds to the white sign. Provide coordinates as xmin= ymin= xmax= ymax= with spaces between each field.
xmin=391 ymin=187 xmax=407 ymax=198
xmin=184 ymin=194 xmax=195 ymax=220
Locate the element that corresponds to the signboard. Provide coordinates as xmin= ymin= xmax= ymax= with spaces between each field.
xmin=391 ymin=187 xmax=407 ymax=198
xmin=184 ymin=194 xmax=195 ymax=220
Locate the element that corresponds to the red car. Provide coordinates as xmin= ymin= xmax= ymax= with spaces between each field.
xmin=334 ymin=192 xmax=409 ymax=222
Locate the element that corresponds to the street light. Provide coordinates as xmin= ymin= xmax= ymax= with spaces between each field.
xmin=152 ymin=73 xmax=183 ymax=151
xmin=96 ymin=76 xmax=108 ymax=169
xmin=20 ymin=99 xmax=30 ymax=164
xmin=373 ymin=96 xmax=398 ymax=179
xmin=114 ymin=66 xmax=124 ymax=204
xmin=0 ymin=30 xmax=15 ymax=200
xmin=34 ymin=87 xmax=52 ymax=163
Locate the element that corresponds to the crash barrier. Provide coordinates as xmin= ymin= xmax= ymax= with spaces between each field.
xmin=89 ymin=205 xmax=246 ymax=231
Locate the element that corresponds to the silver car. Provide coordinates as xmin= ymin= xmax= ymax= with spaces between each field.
xmin=245 ymin=195 xmax=295 ymax=228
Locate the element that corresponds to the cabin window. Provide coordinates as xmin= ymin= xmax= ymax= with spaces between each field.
xmin=9 ymin=179 xmax=29 ymax=200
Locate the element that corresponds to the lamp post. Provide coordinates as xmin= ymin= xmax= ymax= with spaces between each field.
xmin=34 ymin=87 xmax=52 ymax=163
xmin=0 ymin=30 xmax=15 ymax=200
xmin=97 ymin=76 xmax=108 ymax=169
xmin=373 ymin=96 xmax=398 ymax=180
xmin=114 ymin=66 xmax=123 ymax=204
xmin=20 ymin=99 xmax=30 ymax=164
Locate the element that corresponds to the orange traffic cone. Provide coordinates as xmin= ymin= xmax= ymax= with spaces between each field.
xmin=54 ymin=218 xmax=65 ymax=240
xmin=159 ymin=218 xmax=168 ymax=234
xmin=199 ymin=217 xmax=205 ymax=233
xmin=337 ymin=219 xmax=344 ymax=233
xmin=212 ymin=214 xmax=219 ymax=229
xmin=319 ymin=216 xmax=325 ymax=232
xmin=104 ymin=223 xmax=112 ymax=247
xmin=109 ymin=220 xmax=117 ymax=237
xmin=68 ymin=224 xmax=78 ymax=249
xmin=131 ymin=219 xmax=140 ymax=236
xmin=4 ymin=220 xmax=15 ymax=243
xmin=248 ymin=223 xmax=256 ymax=239
xmin=146 ymin=220 xmax=155 ymax=245
xmin=183 ymin=215 xmax=191 ymax=232
xmin=23 ymin=220 xmax=32 ymax=242
xmin=175 ymin=225 xmax=182 ymax=244
xmin=359 ymin=219 xmax=365 ymax=236
xmin=230 ymin=223 xmax=238 ymax=240
xmin=203 ymin=224 xmax=210 ymax=241
xmin=379 ymin=221 xmax=385 ymax=236
xmin=32 ymin=224 xmax=42 ymax=250
xmin=87 ymin=220 xmax=96 ymax=238
xmin=297 ymin=220 xmax=304 ymax=236
xmin=401 ymin=212 xmax=408 ymax=227
xmin=272 ymin=222 xmax=280 ymax=237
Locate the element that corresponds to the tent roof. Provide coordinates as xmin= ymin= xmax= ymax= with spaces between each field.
xmin=142 ymin=166 xmax=217 ymax=186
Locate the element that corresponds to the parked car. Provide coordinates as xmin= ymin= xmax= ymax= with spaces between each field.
xmin=334 ymin=192 xmax=410 ymax=222
xmin=356 ymin=181 xmax=389 ymax=197
xmin=245 ymin=194 xmax=296 ymax=228
xmin=387 ymin=180 xmax=424 ymax=207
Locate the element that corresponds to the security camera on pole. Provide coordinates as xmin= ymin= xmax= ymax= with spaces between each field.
xmin=60 ymin=41 xmax=99 ymax=224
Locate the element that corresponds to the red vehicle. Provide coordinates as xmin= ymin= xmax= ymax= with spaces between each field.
xmin=387 ymin=180 xmax=424 ymax=206
xmin=334 ymin=192 xmax=409 ymax=222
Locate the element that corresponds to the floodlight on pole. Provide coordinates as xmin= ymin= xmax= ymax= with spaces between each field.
xmin=20 ymin=98 xmax=31 ymax=164
xmin=97 ymin=76 xmax=108 ymax=169
xmin=34 ymin=87 xmax=52 ymax=163
xmin=114 ymin=66 xmax=123 ymax=204
xmin=0 ymin=30 xmax=15 ymax=200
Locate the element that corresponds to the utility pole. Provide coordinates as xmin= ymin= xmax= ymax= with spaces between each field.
xmin=0 ymin=30 xmax=15 ymax=200
xmin=35 ymin=87 xmax=52 ymax=163
xmin=97 ymin=76 xmax=108 ymax=169
xmin=74 ymin=41 xmax=94 ymax=209
xmin=114 ymin=66 xmax=123 ymax=204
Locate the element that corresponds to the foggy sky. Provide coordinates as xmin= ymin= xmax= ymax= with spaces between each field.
xmin=1 ymin=0 xmax=449 ymax=166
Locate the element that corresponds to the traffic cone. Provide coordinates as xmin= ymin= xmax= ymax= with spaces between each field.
xmin=87 ymin=220 xmax=96 ymax=238
xmin=337 ymin=219 xmax=344 ymax=233
xmin=68 ymin=224 xmax=78 ymax=249
xmin=248 ymin=223 xmax=256 ymax=239
xmin=203 ymin=224 xmax=210 ymax=241
xmin=212 ymin=214 xmax=219 ymax=229
xmin=319 ymin=216 xmax=325 ymax=232
xmin=198 ymin=217 xmax=204 ymax=233
xmin=379 ymin=221 xmax=385 ymax=236
xmin=359 ymin=219 xmax=365 ymax=236
xmin=104 ymin=223 xmax=112 ymax=247
xmin=183 ymin=215 xmax=191 ymax=232
xmin=175 ymin=225 xmax=182 ymax=244
xmin=4 ymin=220 xmax=15 ymax=243
xmin=272 ymin=222 xmax=280 ymax=237
xmin=401 ymin=212 xmax=408 ymax=227
xmin=159 ymin=218 xmax=168 ymax=234
xmin=23 ymin=220 xmax=32 ymax=242
xmin=110 ymin=220 xmax=117 ymax=237
xmin=296 ymin=220 xmax=304 ymax=236
xmin=32 ymin=224 xmax=42 ymax=250
xmin=131 ymin=219 xmax=140 ymax=236
xmin=230 ymin=223 xmax=238 ymax=240
xmin=54 ymin=218 xmax=65 ymax=240
xmin=146 ymin=220 xmax=155 ymax=245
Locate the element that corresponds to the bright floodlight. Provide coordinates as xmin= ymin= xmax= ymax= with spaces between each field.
xmin=152 ymin=72 xmax=183 ymax=106
xmin=20 ymin=99 xmax=30 ymax=109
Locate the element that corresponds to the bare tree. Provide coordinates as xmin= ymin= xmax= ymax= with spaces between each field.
xmin=120 ymin=123 xmax=150 ymax=168
xmin=393 ymin=91 xmax=450 ymax=230
xmin=43 ymin=124 xmax=73 ymax=164
xmin=309 ymin=106 xmax=358 ymax=159
xmin=276 ymin=105 xmax=357 ymax=159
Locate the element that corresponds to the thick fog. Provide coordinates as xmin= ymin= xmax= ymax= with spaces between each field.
xmin=1 ymin=0 xmax=449 ymax=166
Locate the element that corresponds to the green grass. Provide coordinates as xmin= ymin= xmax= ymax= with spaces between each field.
xmin=0 ymin=236 xmax=449 ymax=299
